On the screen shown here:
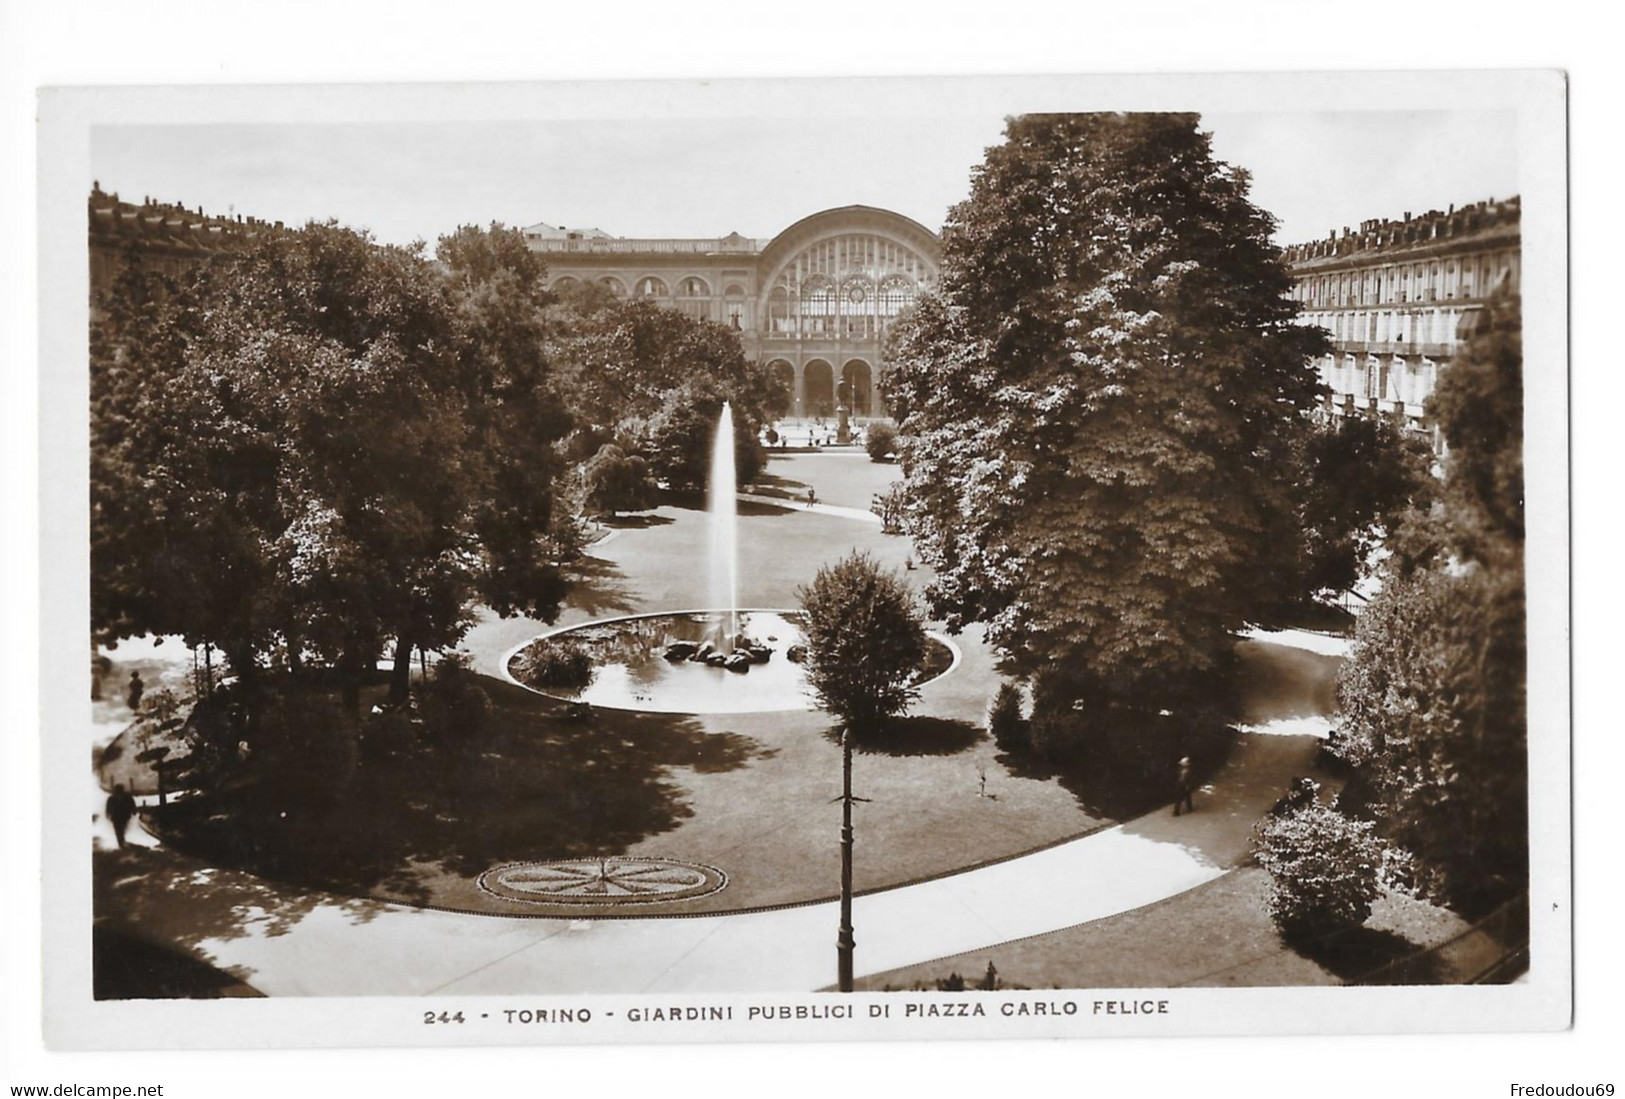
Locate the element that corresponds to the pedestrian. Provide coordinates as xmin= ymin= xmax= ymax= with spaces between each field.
xmin=806 ymin=487 xmax=817 ymax=506
xmin=126 ymin=670 xmax=144 ymax=712
xmin=1173 ymin=755 xmax=1195 ymax=816
xmin=106 ymin=783 xmax=137 ymax=849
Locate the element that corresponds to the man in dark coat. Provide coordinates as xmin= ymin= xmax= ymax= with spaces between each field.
xmin=106 ymin=784 xmax=137 ymax=849
xmin=1173 ymin=756 xmax=1195 ymax=816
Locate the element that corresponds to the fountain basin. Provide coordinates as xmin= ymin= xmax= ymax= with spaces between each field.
xmin=505 ymin=609 xmax=956 ymax=715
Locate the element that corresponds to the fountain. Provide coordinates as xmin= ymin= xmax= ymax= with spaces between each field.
xmin=505 ymin=402 xmax=955 ymax=713
xmin=708 ymin=402 xmax=740 ymax=652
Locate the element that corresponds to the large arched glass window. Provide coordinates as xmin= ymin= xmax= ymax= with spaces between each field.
xmin=878 ymin=275 xmax=915 ymax=316
xmin=801 ymin=276 xmax=836 ymax=336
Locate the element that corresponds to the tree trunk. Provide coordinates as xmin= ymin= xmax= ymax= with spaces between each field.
xmin=390 ymin=633 xmax=415 ymax=704
xmin=340 ymin=643 xmax=362 ymax=718
xmin=285 ymin=620 xmax=304 ymax=676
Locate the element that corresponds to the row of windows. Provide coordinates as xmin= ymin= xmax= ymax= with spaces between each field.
xmin=1319 ymin=353 xmax=1440 ymax=405
xmin=1292 ymin=248 xmax=1518 ymax=309
xmin=551 ymin=274 xmax=748 ymax=300
xmin=1299 ymin=306 xmax=1477 ymax=347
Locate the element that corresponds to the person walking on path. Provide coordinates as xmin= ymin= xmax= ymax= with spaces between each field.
xmin=106 ymin=784 xmax=137 ymax=849
xmin=1172 ymin=755 xmax=1195 ymax=816
xmin=126 ymin=670 xmax=145 ymax=712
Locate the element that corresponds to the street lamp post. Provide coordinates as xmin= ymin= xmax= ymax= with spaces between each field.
xmin=837 ymin=725 xmax=856 ymax=992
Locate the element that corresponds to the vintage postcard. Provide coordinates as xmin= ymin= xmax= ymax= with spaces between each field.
xmin=37 ymin=70 xmax=1570 ymax=1049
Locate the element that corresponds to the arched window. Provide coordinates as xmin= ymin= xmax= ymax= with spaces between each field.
xmin=599 ymin=276 xmax=627 ymax=298
xmin=673 ymin=276 xmax=709 ymax=318
xmin=878 ymin=275 xmax=915 ymax=317
xmin=636 ymin=276 xmax=668 ymax=299
xmin=802 ymin=276 xmax=835 ymax=336
xmin=841 ymin=278 xmax=872 ymax=339
xmin=725 ymin=283 xmax=747 ymax=330
xmin=768 ymin=286 xmax=791 ymax=335
xmin=551 ymin=276 xmax=580 ymax=294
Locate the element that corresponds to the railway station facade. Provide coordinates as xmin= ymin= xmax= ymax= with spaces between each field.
xmin=523 ymin=205 xmax=942 ymax=420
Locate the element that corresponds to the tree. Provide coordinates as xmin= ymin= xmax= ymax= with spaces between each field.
xmin=437 ymin=224 xmax=577 ymax=634
xmin=90 ymin=221 xmax=546 ymax=717
xmin=884 ymin=113 xmax=1327 ymax=709
xmin=580 ymin=443 xmax=658 ymax=516
xmin=1332 ymin=288 xmax=1526 ymax=915
xmin=641 ymin=376 xmax=768 ymax=492
xmin=552 ymin=298 xmax=778 ymax=440
xmin=796 ymin=552 xmax=928 ymax=738
xmin=1292 ymin=414 xmax=1436 ymax=600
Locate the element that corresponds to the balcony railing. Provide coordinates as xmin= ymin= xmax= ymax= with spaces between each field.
xmin=527 ymin=237 xmax=760 ymax=255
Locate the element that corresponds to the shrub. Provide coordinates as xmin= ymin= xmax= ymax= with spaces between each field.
xmin=511 ymin=639 xmax=596 ymax=691
xmin=1255 ymin=800 xmax=1384 ymax=945
xmin=252 ymin=690 xmax=356 ymax=795
xmin=797 ymin=552 xmax=927 ymax=737
xmin=872 ymin=482 xmax=907 ymax=534
xmin=987 ymin=682 xmax=1027 ymax=751
xmin=1028 ymin=708 xmax=1092 ymax=760
xmin=865 ymin=422 xmax=898 ymax=462
xmin=419 ymin=653 xmax=493 ymax=741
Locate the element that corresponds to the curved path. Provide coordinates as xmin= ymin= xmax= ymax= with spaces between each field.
xmin=93 ymin=629 xmax=1340 ymax=996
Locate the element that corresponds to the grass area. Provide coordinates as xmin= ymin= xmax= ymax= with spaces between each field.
xmin=144 ymin=663 xmax=1169 ymax=916
xmin=852 ymin=866 xmax=1474 ymax=991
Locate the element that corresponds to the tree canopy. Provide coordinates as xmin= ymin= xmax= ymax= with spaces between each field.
xmin=797 ymin=552 xmax=928 ymax=737
xmin=884 ymin=112 xmax=1326 ymax=706
xmin=91 ymin=221 xmax=577 ymax=707
xmin=1290 ymin=414 xmax=1436 ymax=600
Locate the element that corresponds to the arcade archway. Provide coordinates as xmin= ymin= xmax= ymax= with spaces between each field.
xmin=841 ymin=360 xmax=874 ymax=418
xmin=803 ymin=360 xmax=835 ymax=420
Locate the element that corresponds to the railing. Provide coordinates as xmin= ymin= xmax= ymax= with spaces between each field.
xmin=527 ymin=237 xmax=759 ymax=255
xmin=1349 ymin=895 xmax=1530 ymax=985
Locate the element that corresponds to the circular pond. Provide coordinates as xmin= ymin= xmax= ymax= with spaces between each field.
xmin=505 ymin=609 xmax=955 ymax=715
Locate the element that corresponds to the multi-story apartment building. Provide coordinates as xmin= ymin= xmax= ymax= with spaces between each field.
xmin=88 ymin=183 xmax=277 ymax=317
xmin=1283 ymin=196 xmax=1520 ymax=441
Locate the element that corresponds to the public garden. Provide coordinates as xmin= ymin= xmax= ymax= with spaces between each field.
xmin=88 ymin=112 xmax=1529 ymax=998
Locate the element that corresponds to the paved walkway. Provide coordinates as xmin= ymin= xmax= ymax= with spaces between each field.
xmin=94 ymin=629 xmax=1342 ymax=996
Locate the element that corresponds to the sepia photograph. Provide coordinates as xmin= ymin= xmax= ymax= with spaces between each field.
xmin=32 ymin=67 xmax=1569 ymax=1057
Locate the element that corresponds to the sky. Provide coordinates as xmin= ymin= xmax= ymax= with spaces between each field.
xmin=89 ymin=110 xmax=1520 ymax=250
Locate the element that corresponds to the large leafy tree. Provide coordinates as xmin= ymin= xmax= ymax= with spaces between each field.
xmin=886 ymin=113 xmax=1326 ymax=707
xmin=437 ymin=224 xmax=577 ymax=630
xmin=91 ymin=221 xmax=575 ymax=714
xmin=1333 ymin=289 xmax=1526 ymax=914
xmin=550 ymin=297 xmax=782 ymax=480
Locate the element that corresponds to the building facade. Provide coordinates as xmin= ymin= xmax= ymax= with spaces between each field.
xmin=1283 ymin=196 xmax=1520 ymax=439
xmin=88 ymin=184 xmax=277 ymax=316
xmin=524 ymin=205 xmax=941 ymax=420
